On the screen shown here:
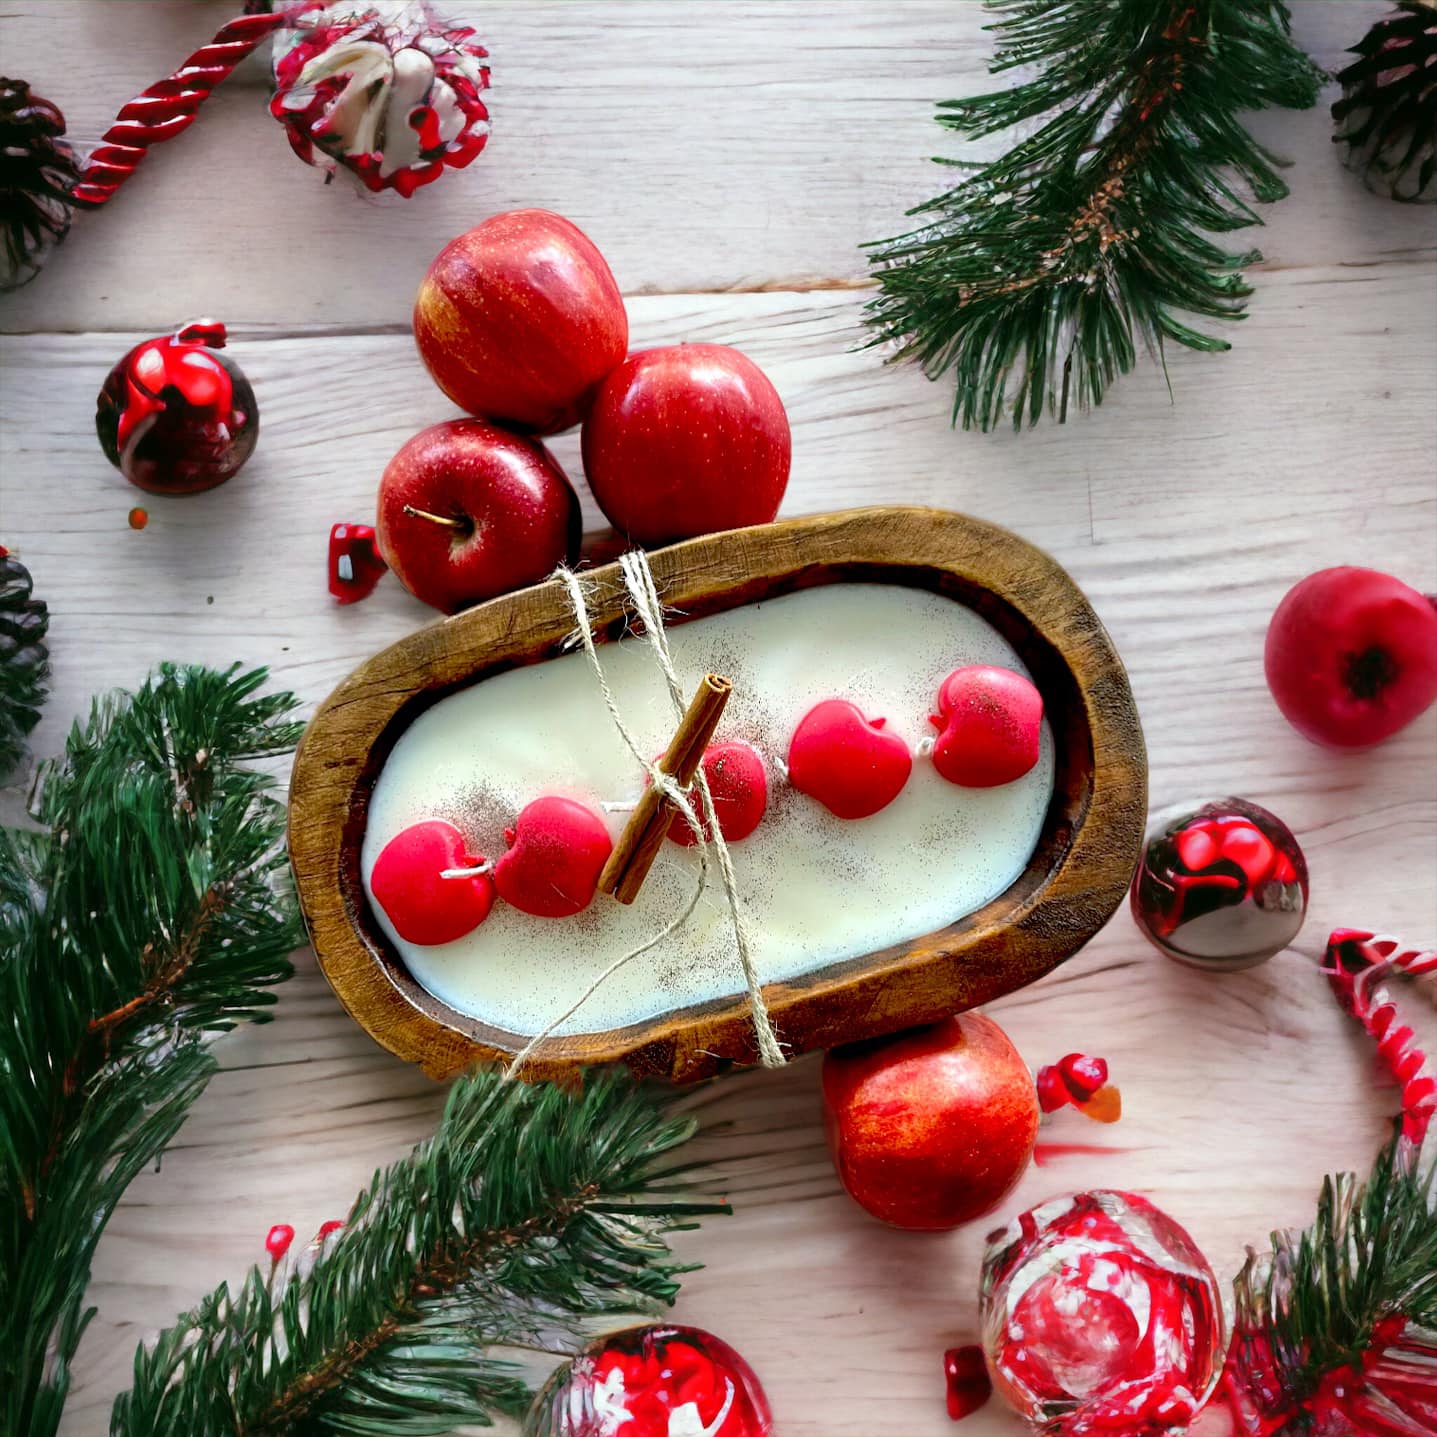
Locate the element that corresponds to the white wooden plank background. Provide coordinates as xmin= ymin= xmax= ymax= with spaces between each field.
xmin=2 ymin=4 xmax=1435 ymax=1434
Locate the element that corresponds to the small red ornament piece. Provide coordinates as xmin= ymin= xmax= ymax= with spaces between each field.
xmin=665 ymin=741 xmax=768 ymax=846
xmin=1036 ymin=1064 xmax=1072 ymax=1114
xmin=328 ymin=523 xmax=388 ymax=604
xmin=127 ymin=506 xmax=148 ymax=530
xmin=1037 ymin=1053 xmax=1112 ymax=1112
xmin=944 ymin=1346 xmax=993 ymax=1421
xmin=414 ymin=210 xmax=628 ymax=434
xmin=1265 ymin=566 xmax=1437 ymax=748
xmin=822 ymin=1013 xmax=1039 ymax=1230
xmin=980 ymin=1191 xmax=1226 ymax=1435
xmin=523 ymin=1324 xmax=772 ymax=1437
xmin=581 ymin=344 xmax=792 ymax=547
xmin=929 ymin=665 xmax=1043 ymax=788
xmin=1059 ymin=1052 xmax=1109 ymax=1104
xmin=787 ymin=699 xmax=912 ymax=819
xmin=493 ymin=796 xmax=613 ymax=918
xmin=370 ymin=819 xmax=495 ymax=945
xmin=95 ymin=320 xmax=258 ymax=494
xmin=315 ymin=1219 xmax=344 ymax=1241
xmin=1131 ymin=799 xmax=1308 ymax=971
xmin=377 ymin=419 xmax=581 ymax=614
xmin=265 ymin=1223 xmax=295 ymax=1262
xmin=271 ymin=3 xmax=491 ymax=196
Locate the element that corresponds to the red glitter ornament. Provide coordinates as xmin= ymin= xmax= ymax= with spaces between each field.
xmin=523 ymin=1324 xmax=772 ymax=1437
xmin=95 ymin=320 xmax=258 ymax=494
xmin=270 ymin=2 xmax=490 ymax=196
xmin=981 ymin=1190 xmax=1226 ymax=1435
xmin=1130 ymin=799 xmax=1308 ymax=971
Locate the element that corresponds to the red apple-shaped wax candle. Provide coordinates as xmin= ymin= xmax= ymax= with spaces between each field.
xmin=665 ymin=741 xmax=768 ymax=846
xmin=822 ymin=1013 xmax=1039 ymax=1230
xmin=377 ymin=419 xmax=581 ymax=615
xmin=493 ymin=796 xmax=613 ymax=918
xmin=370 ymin=819 xmax=495 ymax=945
xmin=1265 ymin=566 xmax=1437 ymax=748
xmin=787 ymin=699 xmax=912 ymax=819
xmin=581 ymin=344 xmax=791 ymax=547
xmin=413 ymin=209 xmax=628 ymax=434
xmin=930 ymin=665 xmax=1043 ymax=788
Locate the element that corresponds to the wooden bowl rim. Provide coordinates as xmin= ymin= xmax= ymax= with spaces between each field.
xmin=288 ymin=505 xmax=1147 ymax=1081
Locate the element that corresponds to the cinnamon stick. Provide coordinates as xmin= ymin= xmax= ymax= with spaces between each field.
xmin=599 ymin=673 xmax=732 ymax=904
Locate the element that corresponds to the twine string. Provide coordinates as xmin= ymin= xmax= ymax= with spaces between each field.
xmin=504 ymin=557 xmax=785 ymax=1077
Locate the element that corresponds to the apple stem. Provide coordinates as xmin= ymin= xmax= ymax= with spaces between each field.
xmin=403 ymin=504 xmax=469 ymax=532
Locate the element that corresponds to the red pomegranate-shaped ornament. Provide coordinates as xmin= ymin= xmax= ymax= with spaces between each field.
xmin=95 ymin=320 xmax=258 ymax=494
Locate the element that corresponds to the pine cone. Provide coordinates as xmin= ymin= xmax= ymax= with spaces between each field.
xmin=1333 ymin=2 xmax=1437 ymax=202
xmin=0 ymin=548 xmax=50 ymax=779
xmin=0 ymin=77 xmax=79 ymax=289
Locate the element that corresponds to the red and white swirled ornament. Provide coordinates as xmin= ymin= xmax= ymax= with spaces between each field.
xmin=270 ymin=2 xmax=490 ymax=196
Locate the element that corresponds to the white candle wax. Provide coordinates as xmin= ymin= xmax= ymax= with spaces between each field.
xmin=361 ymin=583 xmax=1055 ymax=1037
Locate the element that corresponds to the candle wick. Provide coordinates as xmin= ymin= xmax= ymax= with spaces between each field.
xmin=441 ymin=862 xmax=492 ymax=879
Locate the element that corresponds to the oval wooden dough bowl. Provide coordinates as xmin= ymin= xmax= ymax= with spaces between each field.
xmin=289 ymin=506 xmax=1148 ymax=1082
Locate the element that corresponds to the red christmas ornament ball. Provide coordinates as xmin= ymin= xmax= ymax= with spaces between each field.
xmin=96 ymin=320 xmax=258 ymax=494
xmin=523 ymin=1324 xmax=772 ymax=1437
xmin=1131 ymin=798 xmax=1308 ymax=971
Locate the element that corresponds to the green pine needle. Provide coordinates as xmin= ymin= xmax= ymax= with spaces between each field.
xmin=111 ymin=1068 xmax=729 ymax=1437
xmin=0 ymin=663 xmax=303 ymax=1437
xmin=864 ymin=0 xmax=1325 ymax=431
xmin=1228 ymin=1130 xmax=1437 ymax=1429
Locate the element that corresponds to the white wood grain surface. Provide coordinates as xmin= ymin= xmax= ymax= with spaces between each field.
xmin=2 ymin=4 xmax=1435 ymax=1434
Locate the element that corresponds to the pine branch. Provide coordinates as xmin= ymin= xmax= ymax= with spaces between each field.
xmin=0 ymin=664 xmax=303 ymax=1437
xmin=111 ymin=1068 xmax=729 ymax=1437
xmin=1227 ymin=1132 xmax=1437 ymax=1435
xmin=864 ymin=0 xmax=1324 ymax=431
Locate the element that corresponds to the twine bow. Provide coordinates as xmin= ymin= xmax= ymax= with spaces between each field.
xmin=505 ymin=551 xmax=785 ymax=1077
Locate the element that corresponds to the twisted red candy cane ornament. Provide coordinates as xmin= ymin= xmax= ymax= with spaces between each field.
xmin=1324 ymin=928 xmax=1437 ymax=1143
xmin=71 ymin=10 xmax=295 ymax=208
xmin=70 ymin=2 xmax=490 ymax=209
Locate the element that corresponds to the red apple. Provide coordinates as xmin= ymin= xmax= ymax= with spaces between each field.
xmin=930 ymin=665 xmax=1043 ymax=788
xmin=580 ymin=344 xmax=791 ymax=546
xmin=822 ymin=1013 xmax=1039 ymax=1231
xmin=665 ymin=740 xmax=768 ymax=846
xmin=377 ymin=419 xmax=580 ymax=614
xmin=1265 ymin=567 xmax=1437 ymax=748
xmin=493 ymin=796 xmax=613 ymax=918
xmin=370 ymin=819 xmax=495 ymax=946
xmin=787 ymin=699 xmax=912 ymax=819
xmin=413 ymin=209 xmax=628 ymax=434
